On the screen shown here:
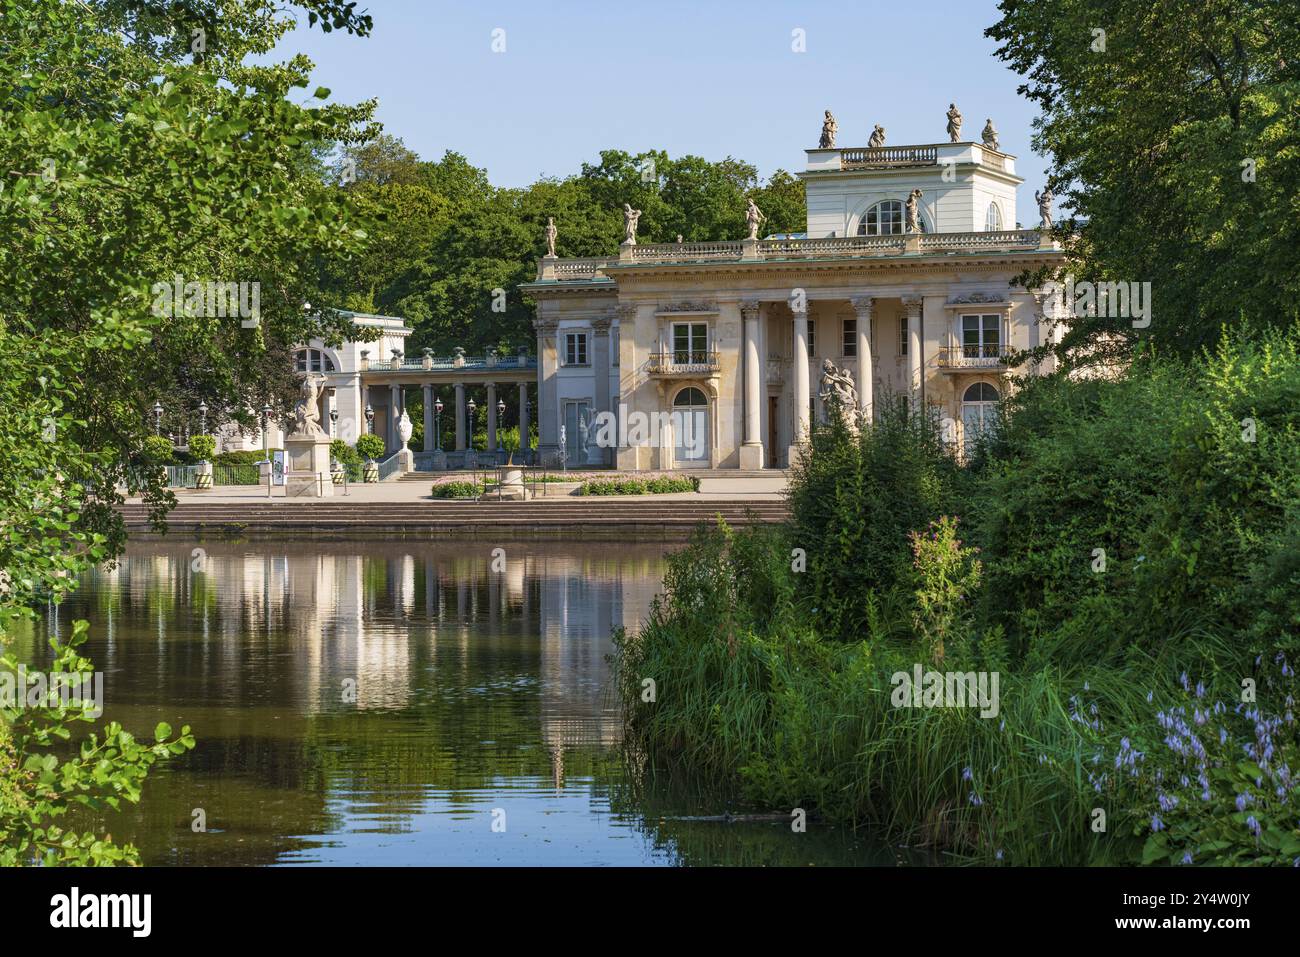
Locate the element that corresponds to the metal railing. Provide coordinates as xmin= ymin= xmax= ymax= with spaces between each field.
xmin=376 ymin=451 xmax=406 ymax=481
xmin=647 ymin=350 xmax=720 ymax=375
xmin=936 ymin=344 xmax=1018 ymax=368
xmin=164 ymin=465 xmax=198 ymax=488
xmin=212 ymin=463 xmax=261 ymax=486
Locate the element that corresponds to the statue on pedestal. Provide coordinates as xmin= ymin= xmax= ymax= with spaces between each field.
xmin=818 ymin=359 xmax=859 ymax=432
xmin=745 ymin=198 xmax=766 ymax=240
xmin=946 ymin=103 xmax=963 ymax=142
xmin=869 ymin=124 xmax=886 ymax=148
xmin=982 ymin=118 xmax=999 ymax=151
xmin=622 ymin=204 xmax=642 ymax=245
xmin=292 ymin=373 xmax=327 ymax=437
xmin=544 ymin=216 xmax=557 ymax=257
xmin=1035 ymin=187 xmax=1054 ymax=229
xmin=819 ymin=110 xmax=838 ymax=148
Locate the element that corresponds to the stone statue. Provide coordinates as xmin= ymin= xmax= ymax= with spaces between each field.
xmin=982 ymin=118 xmax=999 ymax=151
xmin=622 ymin=203 xmax=642 ymax=245
xmin=946 ymin=103 xmax=963 ymax=142
xmin=905 ymin=189 xmax=924 ymax=234
xmin=578 ymin=414 xmax=589 ymax=456
xmin=869 ymin=124 xmax=886 ymax=148
xmin=818 ymin=359 xmax=859 ymax=431
xmin=544 ymin=216 xmax=557 ymax=257
xmin=676 ymin=234 xmax=683 ymax=244
xmin=292 ymin=373 xmax=327 ymax=437
xmin=745 ymin=198 xmax=766 ymax=241
xmin=819 ymin=109 xmax=838 ymax=148
xmin=1035 ymin=187 xmax=1054 ymax=229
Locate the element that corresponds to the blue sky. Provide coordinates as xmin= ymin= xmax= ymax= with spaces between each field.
xmin=276 ymin=0 xmax=1045 ymax=225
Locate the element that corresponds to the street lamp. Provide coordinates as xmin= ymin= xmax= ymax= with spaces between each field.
xmin=329 ymin=407 xmax=338 ymax=438
xmin=497 ymin=397 xmax=506 ymax=421
xmin=364 ymin=403 xmax=374 ymax=434
xmin=467 ymin=398 xmax=477 ymax=450
xmin=152 ymin=401 xmax=163 ymax=435
xmin=434 ymin=397 xmax=444 ymax=451
xmin=198 ymin=400 xmax=208 ymax=435
xmin=261 ymin=404 xmax=272 ymax=462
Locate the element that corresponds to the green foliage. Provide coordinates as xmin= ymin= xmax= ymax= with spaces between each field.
xmin=987 ymin=0 xmax=1300 ymax=366
xmin=354 ymin=434 xmax=386 ymax=461
xmin=430 ymin=481 xmax=481 ymax=499
xmin=214 ymin=449 xmax=275 ymax=467
xmin=0 ymin=622 xmax=195 ymax=866
xmin=139 ymin=435 xmax=177 ymax=466
xmin=908 ymin=516 xmax=983 ymax=665
xmin=578 ymin=476 xmax=699 ymax=496
xmin=188 ymin=434 xmax=215 ymax=462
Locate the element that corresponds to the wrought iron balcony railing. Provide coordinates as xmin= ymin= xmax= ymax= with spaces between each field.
xmin=936 ymin=344 xmax=1018 ymax=369
xmin=647 ymin=350 xmax=720 ymax=376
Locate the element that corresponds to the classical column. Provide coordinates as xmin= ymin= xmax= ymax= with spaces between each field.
xmin=851 ymin=297 xmax=874 ymax=424
xmin=791 ymin=301 xmax=811 ymax=458
xmin=534 ymin=317 xmax=560 ymax=464
xmin=903 ymin=297 xmax=923 ymax=408
xmin=389 ymin=383 xmax=401 ymax=451
xmin=739 ymin=299 xmax=763 ymax=469
xmin=591 ymin=314 xmax=612 ymax=466
xmin=422 ymin=383 xmax=434 ymax=453
xmin=454 ymin=381 xmax=466 ymax=451
xmin=486 ymin=381 xmax=498 ymax=451
xmin=518 ymin=382 xmax=530 ymax=451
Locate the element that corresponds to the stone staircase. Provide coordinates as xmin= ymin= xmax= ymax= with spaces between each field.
xmin=115 ymin=498 xmax=789 ymax=541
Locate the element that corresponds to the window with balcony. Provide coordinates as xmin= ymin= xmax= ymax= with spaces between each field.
xmin=985 ymin=201 xmax=1003 ymax=232
xmin=672 ymin=322 xmax=709 ymax=364
xmin=961 ymin=314 xmax=1001 ymax=360
xmin=564 ymin=332 xmax=588 ymax=366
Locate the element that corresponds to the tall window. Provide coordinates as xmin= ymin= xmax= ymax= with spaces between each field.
xmin=295 ymin=348 xmax=335 ymax=373
xmin=961 ymin=314 xmax=1001 ymax=360
xmin=842 ymin=318 xmax=857 ymax=357
xmin=565 ymin=332 xmax=588 ymax=366
xmin=611 ymin=327 xmax=620 ymax=366
xmin=899 ymin=316 xmax=908 ymax=356
xmin=962 ymin=382 xmax=1000 ymax=453
xmin=985 ymin=201 xmax=1003 ymax=232
xmin=672 ymin=322 xmax=709 ymax=363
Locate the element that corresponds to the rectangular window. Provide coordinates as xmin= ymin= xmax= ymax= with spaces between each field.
xmin=611 ymin=327 xmax=620 ymax=366
xmin=961 ymin=314 xmax=1001 ymax=359
xmin=899 ymin=317 xmax=908 ymax=356
xmin=672 ymin=322 xmax=708 ymax=363
xmin=842 ymin=318 xmax=857 ymax=357
xmin=808 ymin=319 xmax=816 ymax=357
xmin=565 ymin=332 xmax=588 ymax=366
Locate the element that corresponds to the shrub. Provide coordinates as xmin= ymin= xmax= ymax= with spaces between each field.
xmin=188 ymin=434 xmax=215 ymax=462
xmin=430 ymin=481 xmax=480 ymax=499
xmin=214 ymin=449 xmax=276 ymax=466
xmin=330 ymin=439 xmax=359 ymax=466
xmin=140 ymin=434 xmax=177 ymax=465
xmin=355 ymin=433 xmax=386 ymax=461
xmin=578 ymin=476 xmax=697 ymax=495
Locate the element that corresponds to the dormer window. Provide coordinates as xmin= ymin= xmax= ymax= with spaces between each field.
xmin=984 ymin=201 xmax=1003 ymax=232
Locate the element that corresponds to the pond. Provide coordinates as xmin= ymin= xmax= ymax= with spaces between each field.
xmin=9 ymin=539 xmax=903 ymax=866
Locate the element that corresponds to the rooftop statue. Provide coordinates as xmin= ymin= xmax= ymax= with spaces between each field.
xmin=745 ymin=198 xmax=766 ymax=241
xmin=946 ymin=103 xmax=963 ymax=142
xmin=869 ymin=124 xmax=886 ymax=148
xmin=1035 ymin=187 xmax=1054 ymax=229
xmin=819 ymin=109 xmax=838 ymax=148
xmin=982 ymin=118 xmax=999 ymax=151
xmin=544 ymin=216 xmax=557 ymax=257
xmin=622 ymin=203 xmax=642 ymax=245
xmin=905 ymin=188 xmax=924 ymax=234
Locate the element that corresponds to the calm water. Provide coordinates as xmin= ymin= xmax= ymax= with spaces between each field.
xmin=11 ymin=539 xmax=898 ymax=866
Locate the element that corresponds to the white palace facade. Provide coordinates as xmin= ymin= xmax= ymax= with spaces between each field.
xmin=521 ymin=131 xmax=1066 ymax=470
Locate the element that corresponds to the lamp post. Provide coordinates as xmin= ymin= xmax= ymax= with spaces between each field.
xmin=365 ymin=403 xmax=374 ymax=435
xmin=467 ymin=398 xmax=477 ymax=452
xmin=152 ymin=401 xmax=163 ymax=435
xmin=198 ymin=400 xmax=208 ymax=436
xmin=434 ymin=397 xmax=443 ymax=451
xmin=329 ymin=407 xmax=338 ymax=438
xmin=261 ymin=403 xmax=273 ymax=498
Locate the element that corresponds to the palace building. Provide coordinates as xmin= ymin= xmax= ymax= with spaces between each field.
xmin=227 ymin=117 xmax=1066 ymax=474
xmin=521 ymin=125 xmax=1065 ymax=470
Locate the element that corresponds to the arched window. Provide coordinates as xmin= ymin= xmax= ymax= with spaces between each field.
xmin=295 ymin=348 xmax=336 ymax=373
xmin=984 ymin=201 xmax=1003 ymax=232
xmin=858 ymin=200 xmax=906 ymax=236
xmin=673 ymin=387 xmax=708 ymax=408
xmin=961 ymin=382 xmax=1000 ymax=453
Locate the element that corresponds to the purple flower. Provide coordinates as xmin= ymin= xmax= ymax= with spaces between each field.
xmin=1151 ymin=814 xmax=1164 ymax=832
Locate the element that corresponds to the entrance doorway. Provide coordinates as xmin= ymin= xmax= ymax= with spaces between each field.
xmin=672 ymin=387 xmax=709 ymax=468
xmin=767 ymin=396 xmax=780 ymax=468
